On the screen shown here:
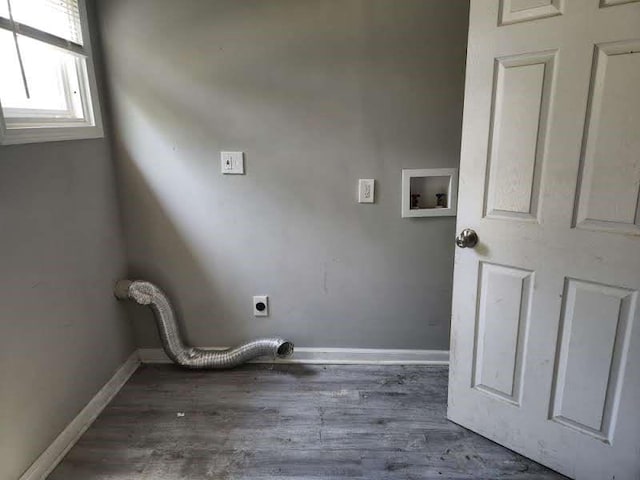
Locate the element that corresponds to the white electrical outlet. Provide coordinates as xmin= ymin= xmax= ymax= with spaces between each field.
xmin=253 ymin=295 xmax=269 ymax=317
xmin=358 ymin=179 xmax=375 ymax=203
xmin=221 ymin=151 xmax=244 ymax=174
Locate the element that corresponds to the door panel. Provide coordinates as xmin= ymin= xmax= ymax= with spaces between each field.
xmin=485 ymin=51 xmax=554 ymax=221
xmin=574 ymin=42 xmax=640 ymax=234
xmin=551 ymin=279 xmax=637 ymax=443
xmin=473 ymin=262 xmax=532 ymax=405
xmin=499 ymin=0 xmax=564 ymax=25
xmin=449 ymin=1 xmax=640 ymax=479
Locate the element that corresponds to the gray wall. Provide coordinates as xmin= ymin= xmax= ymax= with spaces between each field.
xmin=0 ymin=142 xmax=135 ymax=480
xmin=0 ymin=3 xmax=135 ymax=479
xmin=98 ymin=0 xmax=469 ymax=350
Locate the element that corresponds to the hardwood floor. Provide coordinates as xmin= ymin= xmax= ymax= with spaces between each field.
xmin=48 ymin=364 xmax=565 ymax=479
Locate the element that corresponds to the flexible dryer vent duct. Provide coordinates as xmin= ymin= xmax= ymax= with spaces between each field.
xmin=114 ymin=280 xmax=294 ymax=369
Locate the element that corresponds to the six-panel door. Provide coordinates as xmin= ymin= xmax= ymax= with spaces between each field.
xmin=448 ymin=1 xmax=640 ymax=479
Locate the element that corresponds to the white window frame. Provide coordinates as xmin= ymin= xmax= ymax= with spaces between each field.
xmin=0 ymin=0 xmax=103 ymax=145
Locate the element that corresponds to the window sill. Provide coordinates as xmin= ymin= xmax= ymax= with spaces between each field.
xmin=0 ymin=124 xmax=104 ymax=145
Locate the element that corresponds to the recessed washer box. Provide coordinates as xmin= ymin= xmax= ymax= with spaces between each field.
xmin=401 ymin=168 xmax=458 ymax=218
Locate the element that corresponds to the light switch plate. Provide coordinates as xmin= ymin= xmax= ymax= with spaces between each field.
xmin=221 ymin=151 xmax=244 ymax=174
xmin=358 ymin=179 xmax=375 ymax=203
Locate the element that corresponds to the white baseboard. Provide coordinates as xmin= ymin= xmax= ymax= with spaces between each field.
xmin=19 ymin=352 xmax=140 ymax=480
xmin=138 ymin=347 xmax=449 ymax=365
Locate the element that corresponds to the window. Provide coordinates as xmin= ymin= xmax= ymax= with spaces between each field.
xmin=0 ymin=0 xmax=102 ymax=144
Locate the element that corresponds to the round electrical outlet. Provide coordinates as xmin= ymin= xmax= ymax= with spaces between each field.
xmin=253 ymin=295 xmax=269 ymax=316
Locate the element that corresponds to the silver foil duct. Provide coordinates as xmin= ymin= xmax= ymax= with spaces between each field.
xmin=114 ymin=280 xmax=294 ymax=369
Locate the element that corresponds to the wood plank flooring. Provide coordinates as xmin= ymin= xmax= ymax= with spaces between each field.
xmin=48 ymin=364 xmax=565 ymax=479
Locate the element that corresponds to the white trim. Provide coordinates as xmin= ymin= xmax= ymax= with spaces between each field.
xmin=0 ymin=124 xmax=103 ymax=145
xmin=0 ymin=0 xmax=104 ymax=145
xmin=138 ymin=347 xmax=449 ymax=366
xmin=19 ymin=352 xmax=140 ymax=480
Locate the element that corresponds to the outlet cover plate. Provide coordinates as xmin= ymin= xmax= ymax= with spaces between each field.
xmin=221 ymin=151 xmax=244 ymax=174
xmin=358 ymin=179 xmax=375 ymax=203
xmin=253 ymin=295 xmax=269 ymax=316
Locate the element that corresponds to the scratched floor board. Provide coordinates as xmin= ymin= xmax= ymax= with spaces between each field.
xmin=48 ymin=364 xmax=566 ymax=479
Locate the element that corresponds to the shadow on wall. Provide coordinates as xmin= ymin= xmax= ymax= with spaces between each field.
xmin=103 ymin=0 xmax=467 ymax=350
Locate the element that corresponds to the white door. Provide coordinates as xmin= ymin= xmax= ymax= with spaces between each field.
xmin=448 ymin=1 xmax=640 ymax=479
